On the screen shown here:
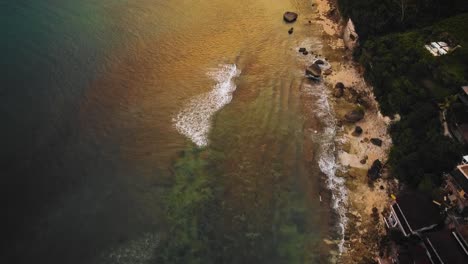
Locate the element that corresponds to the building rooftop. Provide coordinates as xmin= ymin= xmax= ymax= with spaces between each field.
xmin=392 ymin=203 xmax=412 ymax=235
xmin=424 ymin=41 xmax=452 ymax=56
xmin=396 ymin=191 xmax=442 ymax=232
xmin=461 ymin=165 xmax=468 ymax=178
xmin=396 ymin=243 xmax=432 ymax=264
xmin=424 ymin=230 xmax=468 ymax=264
xmin=450 ymin=165 xmax=468 ymax=193
xmin=462 ymin=86 xmax=468 ymax=96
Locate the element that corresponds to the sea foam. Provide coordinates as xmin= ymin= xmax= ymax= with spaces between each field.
xmin=304 ymin=82 xmax=348 ymax=254
xmin=173 ymin=64 xmax=240 ymax=147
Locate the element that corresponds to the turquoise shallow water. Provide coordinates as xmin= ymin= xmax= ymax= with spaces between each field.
xmin=2 ymin=0 xmax=344 ymax=263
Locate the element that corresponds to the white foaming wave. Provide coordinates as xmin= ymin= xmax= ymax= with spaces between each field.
xmin=297 ymin=37 xmax=324 ymax=53
xmin=173 ymin=64 xmax=240 ymax=147
xmin=95 ymin=232 xmax=160 ymax=264
xmin=305 ymin=82 xmax=348 ymax=254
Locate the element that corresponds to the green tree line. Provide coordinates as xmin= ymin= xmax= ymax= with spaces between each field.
xmin=346 ymin=9 xmax=468 ymax=189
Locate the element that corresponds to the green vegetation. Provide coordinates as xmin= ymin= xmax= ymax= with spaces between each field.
xmin=338 ymin=0 xmax=468 ymax=39
xmin=351 ymin=12 xmax=468 ymax=189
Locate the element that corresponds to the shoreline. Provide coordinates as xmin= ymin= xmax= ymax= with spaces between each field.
xmin=312 ymin=0 xmax=398 ymax=262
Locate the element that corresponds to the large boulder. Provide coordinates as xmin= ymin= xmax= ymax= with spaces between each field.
xmin=344 ymin=87 xmax=359 ymax=103
xmin=352 ymin=126 xmax=363 ymax=136
xmin=335 ymin=82 xmax=345 ymax=90
xmin=314 ymin=59 xmax=325 ymax=65
xmin=288 ymin=27 xmax=294 ymax=34
xmin=367 ymin=159 xmax=383 ymax=181
xmin=333 ymin=88 xmax=344 ymax=98
xmin=370 ymin=138 xmax=383 ymax=147
xmin=344 ymin=108 xmax=364 ymax=123
xmin=305 ymin=63 xmax=322 ymax=79
xmin=343 ymin=19 xmax=359 ymax=50
xmin=333 ymin=82 xmax=345 ymax=98
xmin=283 ymin=12 xmax=298 ymax=23
xmin=323 ymin=68 xmax=332 ymax=75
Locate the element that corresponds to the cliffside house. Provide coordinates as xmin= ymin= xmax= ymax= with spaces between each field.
xmin=424 ymin=42 xmax=451 ymax=56
xmin=422 ymin=229 xmax=468 ymax=263
xmin=463 ymin=155 xmax=468 ymax=165
xmin=385 ymin=192 xmax=443 ymax=237
xmin=445 ymin=164 xmax=468 ymax=215
xmin=391 ymin=243 xmax=432 ymax=264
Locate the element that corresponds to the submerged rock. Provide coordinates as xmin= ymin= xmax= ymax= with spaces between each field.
xmin=368 ymin=159 xmax=383 ymax=181
xmin=344 ymin=108 xmax=364 ymax=123
xmin=283 ymin=12 xmax=298 ymax=23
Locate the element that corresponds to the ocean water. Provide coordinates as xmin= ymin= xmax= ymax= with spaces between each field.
xmin=2 ymin=0 xmax=347 ymax=263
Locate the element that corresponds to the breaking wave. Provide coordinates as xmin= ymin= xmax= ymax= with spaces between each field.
xmin=304 ymin=82 xmax=348 ymax=254
xmin=173 ymin=64 xmax=240 ymax=147
xmin=94 ymin=233 xmax=160 ymax=264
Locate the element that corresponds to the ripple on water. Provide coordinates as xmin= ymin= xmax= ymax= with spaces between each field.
xmin=173 ymin=64 xmax=240 ymax=147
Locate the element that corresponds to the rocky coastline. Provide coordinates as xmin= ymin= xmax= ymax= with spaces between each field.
xmin=311 ymin=0 xmax=400 ymax=262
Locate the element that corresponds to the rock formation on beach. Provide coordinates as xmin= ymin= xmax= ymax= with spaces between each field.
xmin=344 ymin=108 xmax=365 ymax=123
xmin=283 ymin=12 xmax=298 ymax=23
xmin=305 ymin=63 xmax=322 ymax=79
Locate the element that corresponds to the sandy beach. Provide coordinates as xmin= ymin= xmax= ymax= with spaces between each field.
xmin=313 ymin=0 xmax=398 ymax=262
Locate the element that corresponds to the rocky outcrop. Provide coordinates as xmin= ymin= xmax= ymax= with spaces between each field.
xmin=344 ymin=108 xmax=364 ymax=123
xmin=314 ymin=59 xmax=325 ymax=65
xmin=360 ymin=155 xmax=368 ymax=164
xmin=335 ymin=82 xmax=345 ymax=90
xmin=352 ymin=126 xmax=363 ymax=136
xmin=283 ymin=12 xmax=298 ymax=23
xmin=334 ymin=82 xmax=345 ymax=98
xmin=367 ymin=159 xmax=383 ymax=181
xmin=333 ymin=88 xmax=344 ymax=98
xmin=341 ymin=86 xmax=374 ymax=109
xmin=370 ymin=138 xmax=383 ymax=147
xmin=343 ymin=87 xmax=358 ymax=103
xmin=305 ymin=63 xmax=321 ymax=79
xmin=343 ymin=19 xmax=359 ymax=50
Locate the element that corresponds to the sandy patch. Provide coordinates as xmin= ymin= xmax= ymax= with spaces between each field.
xmin=313 ymin=0 xmax=399 ymax=262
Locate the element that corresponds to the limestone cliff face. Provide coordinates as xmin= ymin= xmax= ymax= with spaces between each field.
xmin=343 ymin=19 xmax=359 ymax=50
